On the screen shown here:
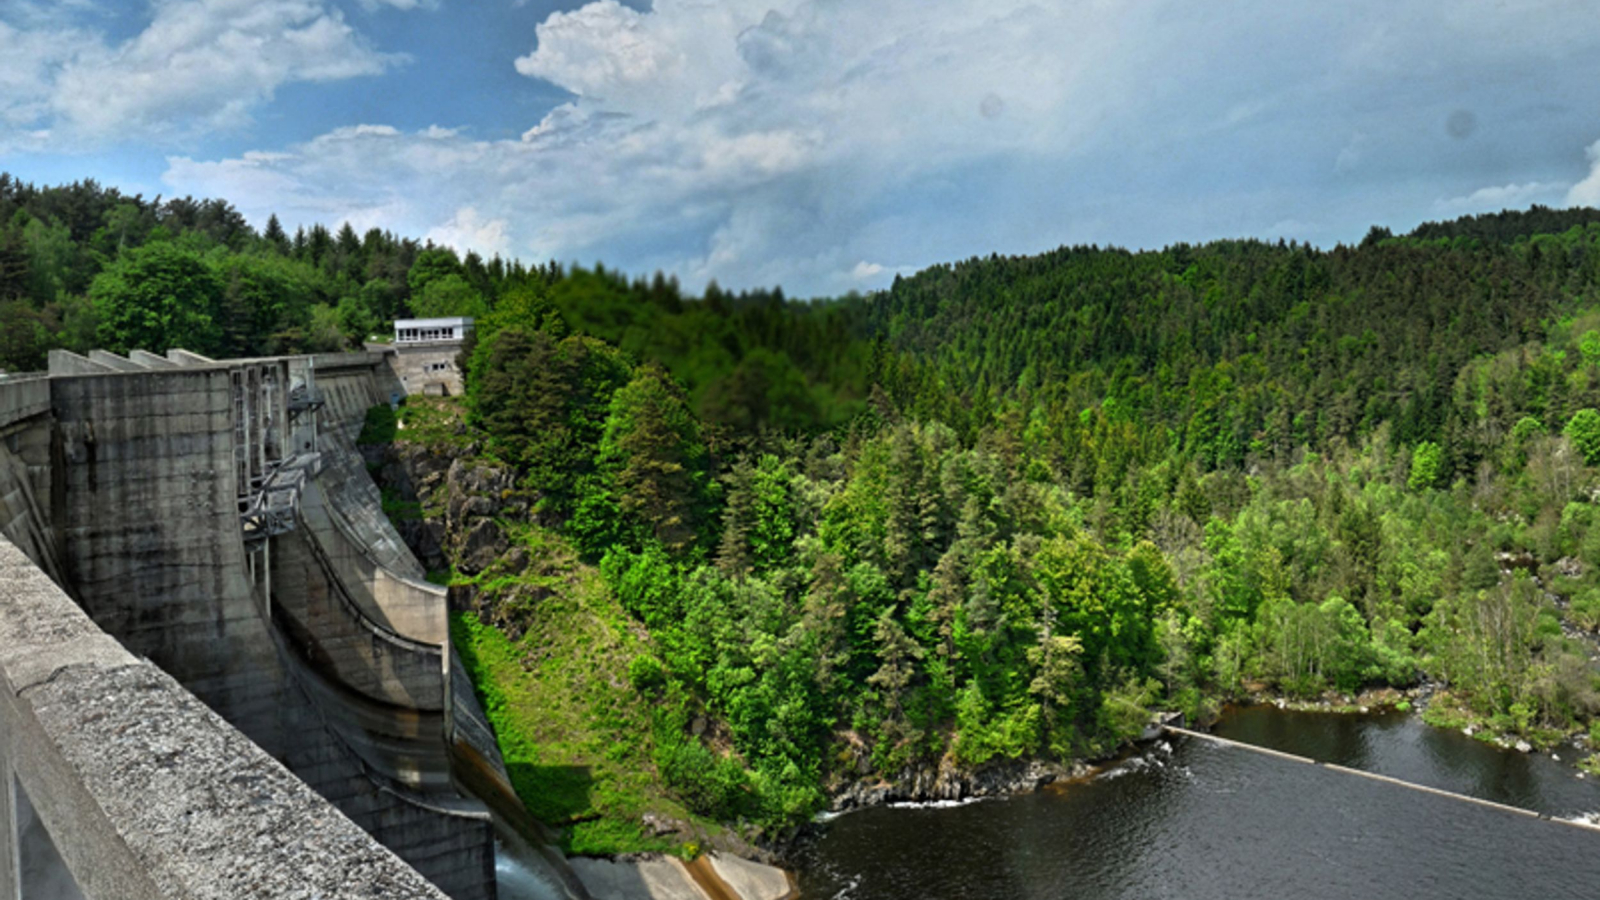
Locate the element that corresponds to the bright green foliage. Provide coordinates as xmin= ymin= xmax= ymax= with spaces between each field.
xmin=445 ymin=530 xmax=707 ymax=856
xmin=411 ymin=273 xmax=488 ymax=319
xmin=1581 ymin=329 xmax=1600 ymax=367
xmin=89 ymin=242 xmax=223 ymax=354
xmin=212 ymin=252 xmax=321 ymax=356
xmin=1408 ymin=441 xmax=1444 ymax=492
xmin=1565 ymin=408 xmax=1600 ymax=464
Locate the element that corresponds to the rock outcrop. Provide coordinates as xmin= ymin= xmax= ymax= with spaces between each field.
xmin=827 ymin=756 xmax=1086 ymax=812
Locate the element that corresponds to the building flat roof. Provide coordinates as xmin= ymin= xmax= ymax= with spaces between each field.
xmin=395 ymin=317 xmax=475 ymax=328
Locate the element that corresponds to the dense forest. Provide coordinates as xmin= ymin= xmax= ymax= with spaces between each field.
xmin=9 ymin=172 xmax=1600 ymax=851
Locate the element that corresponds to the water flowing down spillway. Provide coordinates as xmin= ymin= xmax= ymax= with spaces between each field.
xmin=792 ymin=708 xmax=1600 ymax=900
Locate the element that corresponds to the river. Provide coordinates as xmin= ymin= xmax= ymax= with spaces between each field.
xmin=790 ymin=707 xmax=1600 ymax=899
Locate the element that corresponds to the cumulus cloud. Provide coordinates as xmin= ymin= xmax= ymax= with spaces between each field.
xmin=1437 ymin=182 xmax=1567 ymax=216
xmin=0 ymin=19 xmax=73 ymax=131
xmin=426 ymin=207 xmax=511 ymax=258
xmin=0 ymin=0 xmax=396 ymax=148
xmin=161 ymin=0 xmax=1600 ymax=294
xmin=1567 ymin=140 xmax=1600 ymax=208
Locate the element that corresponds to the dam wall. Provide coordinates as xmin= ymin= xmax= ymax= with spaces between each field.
xmin=49 ymin=365 xmax=289 ymax=751
xmin=0 ymin=348 xmax=517 ymax=900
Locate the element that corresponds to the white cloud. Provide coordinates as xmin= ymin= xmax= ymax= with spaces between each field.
xmin=1567 ymin=140 xmax=1600 ymax=208
xmin=0 ymin=0 xmax=396 ymax=148
xmin=0 ymin=19 xmax=68 ymax=131
xmin=1437 ymin=181 xmax=1567 ymax=216
xmin=425 ymin=207 xmax=511 ymax=258
xmin=160 ymin=0 xmax=1600 ymax=295
xmin=851 ymin=261 xmax=883 ymax=280
xmin=356 ymin=0 xmax=439 ymax=10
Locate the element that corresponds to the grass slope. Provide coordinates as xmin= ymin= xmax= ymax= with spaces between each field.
xmin=446 ymin=522 xmax=710 ymax=855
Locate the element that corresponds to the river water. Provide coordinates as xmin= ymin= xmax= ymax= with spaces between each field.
xmin=791 ymin=707 xmax=1600 ymax=899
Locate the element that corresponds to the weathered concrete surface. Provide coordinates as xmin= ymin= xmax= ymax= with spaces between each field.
xmin=0 ymin=536 xmax=452 ymax=900
xmin=0 ymin=375 xmax=50 ymax=428
xmin=87 ymin=350 xmax=144 ymax=372
xmin=128 ymin=349 xmax=181 ymax=369
xmin=704 ymin=855 xmax=795 ymax=900
xmin=386 ymin=342 xmax=467 ymax=397
xmin=0 ymin=348 xmax=606 ymax=900
xmin=43 ymin=364 xmax=499 ymax=900
xmin=166 ymin=348 xmax=216 ymax=366
xmin=50 ymin=367 xmax=287 ymax=748
xmin=0 ymin=439 xmax=59 ymax=581
xmin=46 ymin=349 xmax=113 ymax=376
xmin=272 ymin=487 xmax=445 ymax=712
xmin=570 ymin=858 xmax=713 ymax=900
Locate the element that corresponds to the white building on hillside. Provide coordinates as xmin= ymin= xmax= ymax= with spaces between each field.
xmin=384 ymin=317 xmax=474 ymax=396
xmin=394 ymin=317 xmax=474 ymax=344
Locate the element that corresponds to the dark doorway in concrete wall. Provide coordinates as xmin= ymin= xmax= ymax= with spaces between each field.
xmin=14 ymin=776 xmax=85 ymax=900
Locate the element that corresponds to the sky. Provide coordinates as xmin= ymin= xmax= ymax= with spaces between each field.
xmin=4 ymin=0 xmax=1600 ymax=297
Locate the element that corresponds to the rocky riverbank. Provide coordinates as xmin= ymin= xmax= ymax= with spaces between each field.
xmin=825 ymin=756 xmax=1092 ymax=812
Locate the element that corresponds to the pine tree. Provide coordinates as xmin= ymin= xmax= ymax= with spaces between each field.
xmin=263 ymin=214 xmax=290 ymax=255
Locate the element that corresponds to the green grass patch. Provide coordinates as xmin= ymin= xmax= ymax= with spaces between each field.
xmin=449 ymin=543 xmax=712 ymax=856
xmin=396 ymin=395 xmax=481 ymax=454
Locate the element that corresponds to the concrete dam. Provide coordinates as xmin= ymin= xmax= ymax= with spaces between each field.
xmin=0 ymin=345 xmax=586 ymax=900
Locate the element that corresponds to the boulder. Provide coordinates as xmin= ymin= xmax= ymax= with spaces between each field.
xmin=457 ymin=519 xmax=509 ymax=574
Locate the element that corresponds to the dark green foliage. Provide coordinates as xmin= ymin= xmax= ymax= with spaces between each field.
xmin=597 ymin=365 xmax=713 ymax=555
xmin=358 ymin=403 xmax=398 ymax=446
xmin=32 ymin=167 xmax=1600 ymax=835
xmin=0 ymin=173 xmax=549 ymax=369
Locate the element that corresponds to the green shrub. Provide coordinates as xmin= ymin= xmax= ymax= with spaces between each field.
xmin=628 ymin=654 xmax=667 ymax=694
xmin=358 ymin=403 xmax=398 ymax=445
xmin=655 ymin=737 xmax=748 ymax=819
xmin=1565 ymin=409 xmax=1600 ymax=465
xmin=1408 ymin=441 xmax=1444 ymax=492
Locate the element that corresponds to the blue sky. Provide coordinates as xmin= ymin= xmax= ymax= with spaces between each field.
xmin=4 ymin=0 xmax=1600 ymax=297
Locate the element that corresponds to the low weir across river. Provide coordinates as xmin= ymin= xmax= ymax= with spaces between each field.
xmin=793 ymin=706 xmax=1600 ymax=899
xmin=1164 ymin=723 xmax=1600 ymax=834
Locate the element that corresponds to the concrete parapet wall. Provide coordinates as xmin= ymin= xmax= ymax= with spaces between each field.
xmin=87 ymin=350 xmax=142 ymax=372
xmin=46 ymin=349 xmax=111 ymax=376
xmin=128 ymin=349 xmax=181 ymax=369
xmin=0 ymin=378 xmax=49 ymax=431
xmin=0 ymin=536 xmax=452 ymax=900
xmin=165 ymin=349 xmax=216 ymax=367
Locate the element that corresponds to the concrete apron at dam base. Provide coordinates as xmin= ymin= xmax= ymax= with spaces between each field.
xmin=570 ymin=852 xmax=796 ymax=900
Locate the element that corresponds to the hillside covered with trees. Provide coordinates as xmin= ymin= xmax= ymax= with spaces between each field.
xmin=9 ymin=171 xmax=1600 ymax=852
